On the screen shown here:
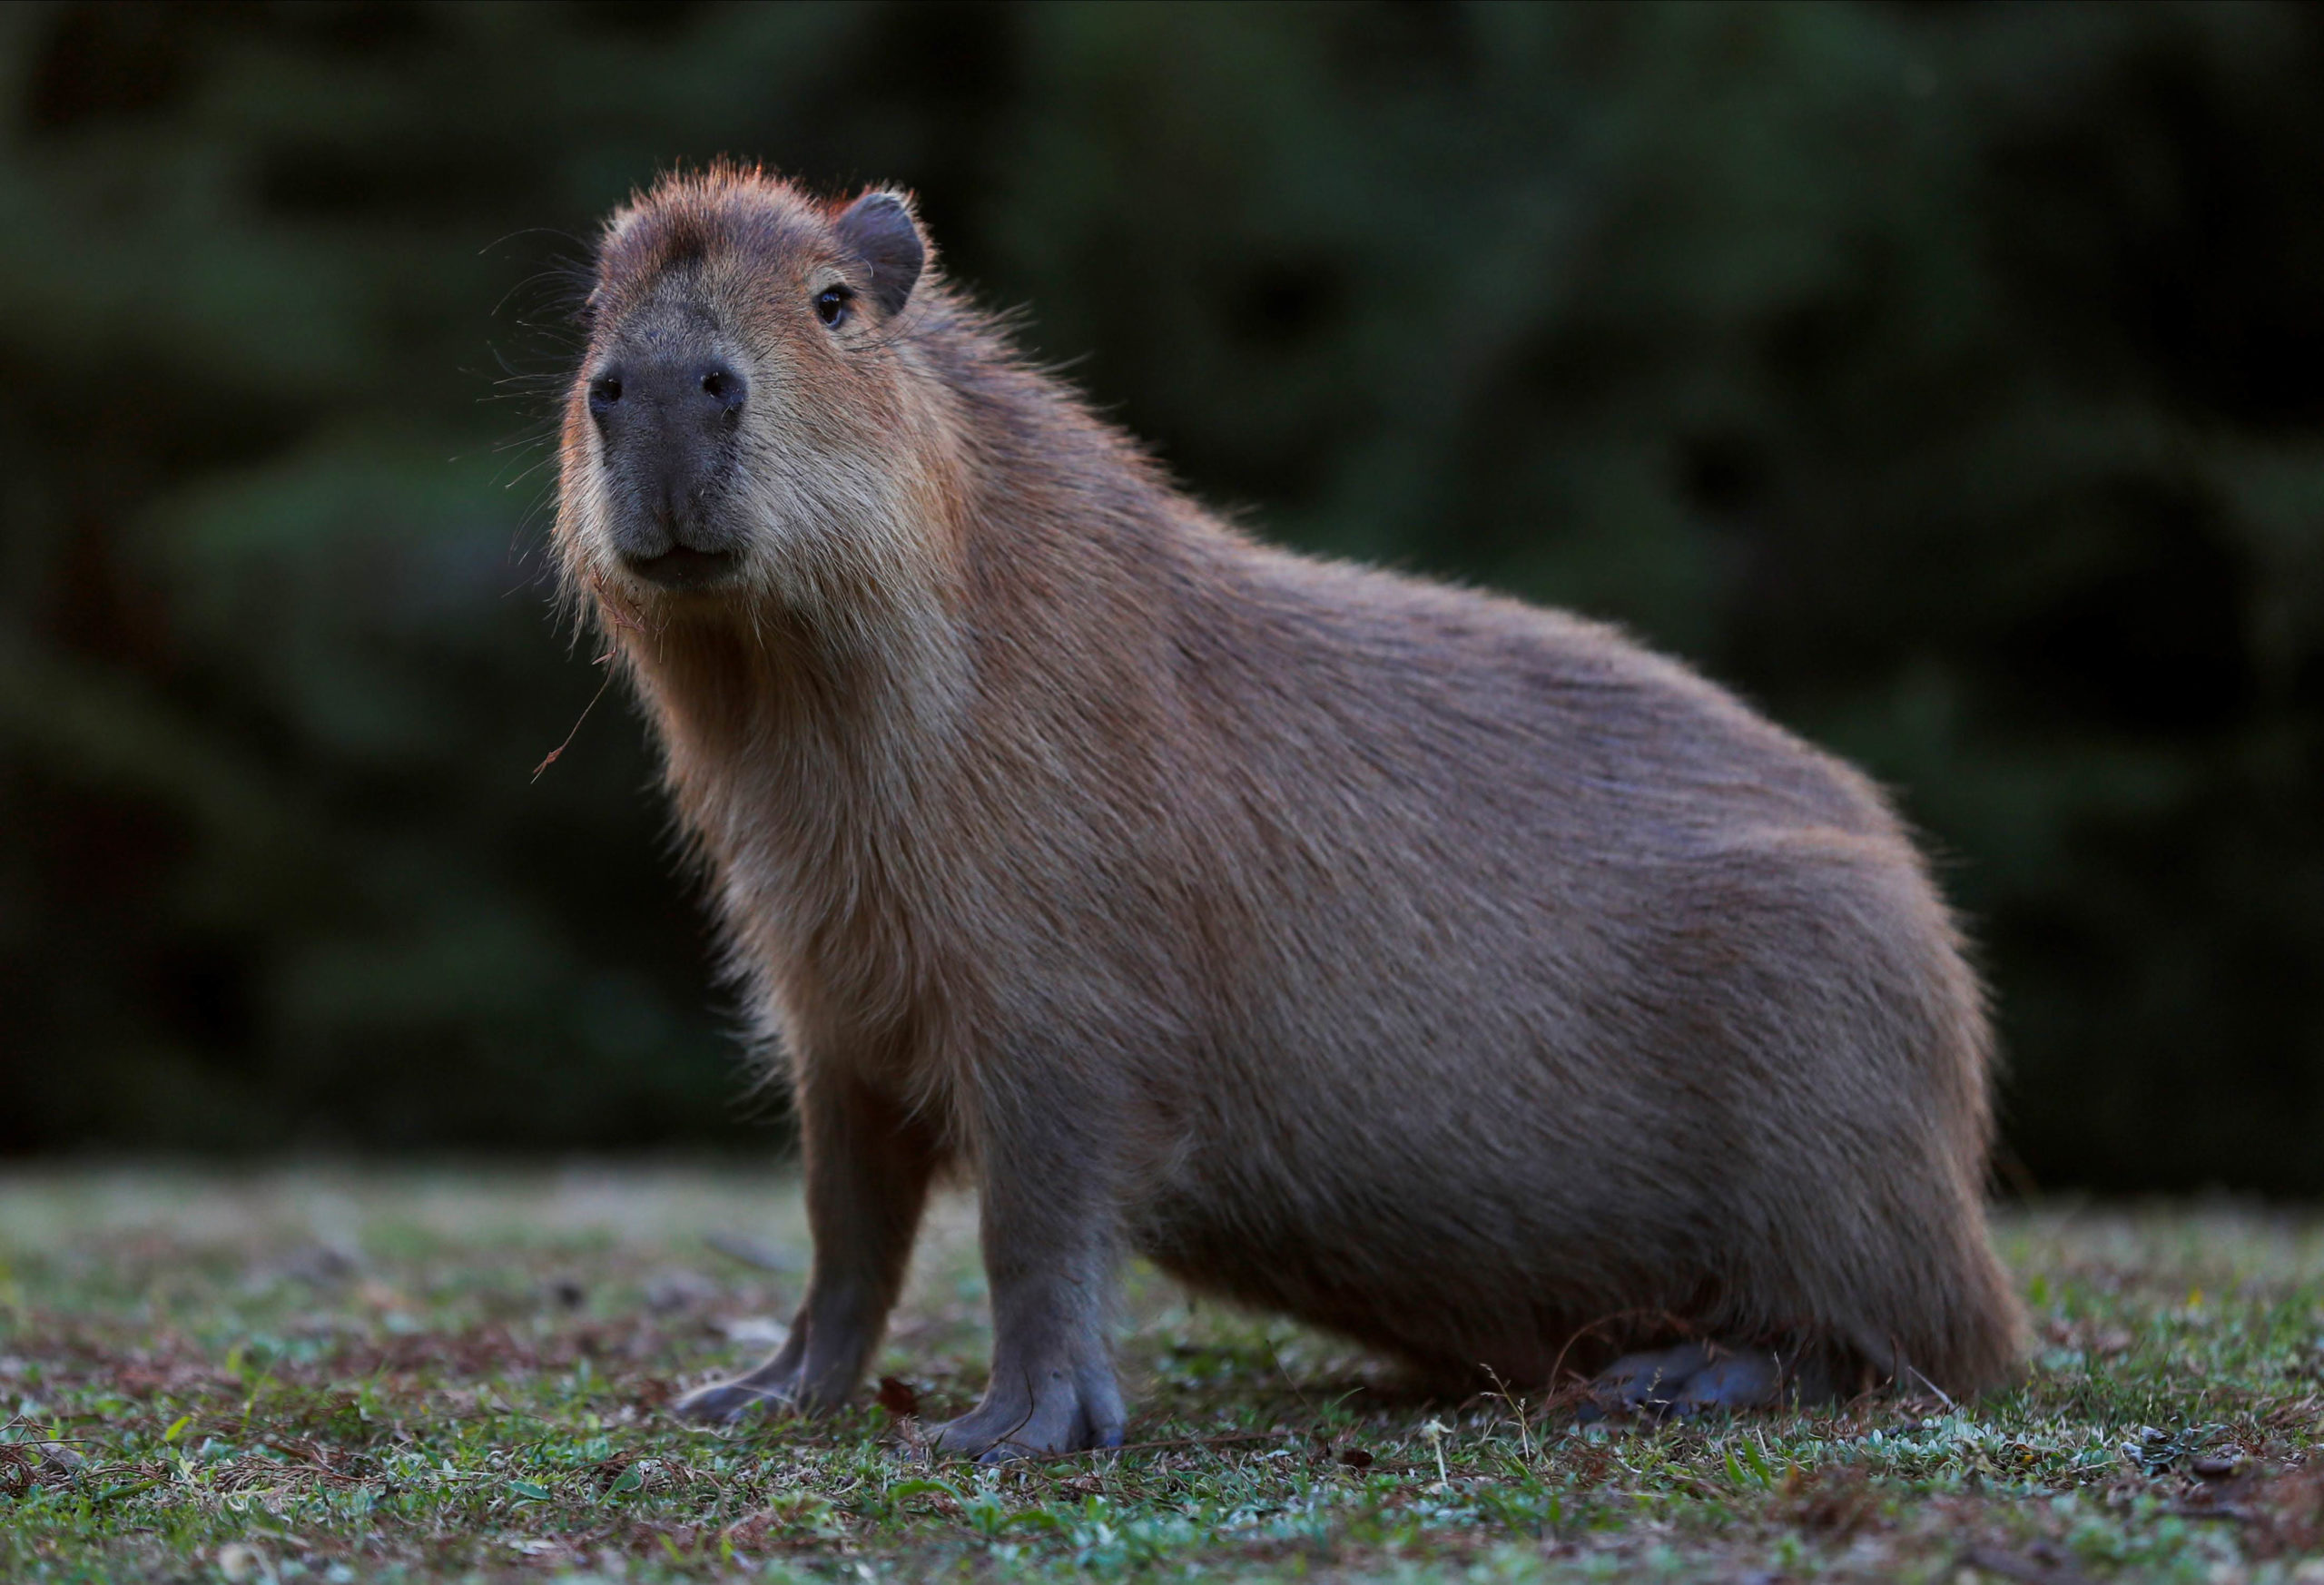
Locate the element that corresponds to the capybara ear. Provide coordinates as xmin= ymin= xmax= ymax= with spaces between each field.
xmin=835 ymin=190 xmax=925 ymax=317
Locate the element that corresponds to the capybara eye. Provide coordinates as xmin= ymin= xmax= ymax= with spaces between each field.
xmin=588 ymin=375 xmax=622 ymax=409
xmin=701 ymin=369 xmax=730 ymax=399
xmin=814 ymin=287 xmax=852 ymax=330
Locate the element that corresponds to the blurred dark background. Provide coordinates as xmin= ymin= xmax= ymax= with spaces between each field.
xmin=3 ymin=1 xmax=2320 ymax=1192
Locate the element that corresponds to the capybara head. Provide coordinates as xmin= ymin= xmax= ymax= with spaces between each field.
xmin=556 ymin=167 xmax=950 ymax=620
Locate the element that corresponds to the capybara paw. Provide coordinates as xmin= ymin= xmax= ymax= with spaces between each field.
xmin=672 ymin=1348 xmax=847 ymax=1423
xmin=1581 ymin=1342 xmax=1709 ymax=1419
xmin=929 ymin=1371 xmax=1126 ymax=1462
xmin=1579 ymin=1342 xmax=1811 ymax=1422
xmin=672 ymin=1374 xmax=806 ymax=1423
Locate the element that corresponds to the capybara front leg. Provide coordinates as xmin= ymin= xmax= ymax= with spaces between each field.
xmin=930 ymin=1134 xmax=1125 ymax=1461
xmin=674 ymin=1068 xmax=938 ymax=1423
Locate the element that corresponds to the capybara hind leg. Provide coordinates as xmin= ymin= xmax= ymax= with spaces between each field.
xmin=1579 ymin=1344 xmax=1714 ymax=1419
xmin=674 ymin=1068 xmax=939 ymax=1423
xmin=1581 ymin=1342 xmax=1837 ymax=1422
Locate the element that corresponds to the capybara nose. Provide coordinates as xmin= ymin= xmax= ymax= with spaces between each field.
xmin=589 ymin=356 xmax=748 ymax=432
xmin=590 ymin=354 xmax=747 ymax=574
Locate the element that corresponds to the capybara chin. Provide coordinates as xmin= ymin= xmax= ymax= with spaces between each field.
xmin=552 ymin=164 xmax=2023 ymax=1458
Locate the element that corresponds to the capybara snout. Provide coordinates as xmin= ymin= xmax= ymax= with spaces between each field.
xmin=553 ymin=164 xmax=2023 ymax=1457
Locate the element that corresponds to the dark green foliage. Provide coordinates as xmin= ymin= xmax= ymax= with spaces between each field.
xmin=1 ymin=2 xmax=2319 ymax=1187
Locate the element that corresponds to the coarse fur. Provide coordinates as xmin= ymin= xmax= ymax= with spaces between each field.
xmin=553 ymin=163 xmax=2023 ymax=1455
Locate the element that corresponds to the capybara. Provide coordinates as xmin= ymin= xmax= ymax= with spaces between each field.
xmin=551 ymin=165 xmax=2022 ymax=1458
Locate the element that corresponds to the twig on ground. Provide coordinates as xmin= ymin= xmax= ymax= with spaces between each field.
xmin=1902 ymin=1363 xmax=1957 ymax=1413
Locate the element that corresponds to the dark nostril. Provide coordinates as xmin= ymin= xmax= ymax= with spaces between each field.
xmin=588 ymin=374 xmax=623 ymax=414
xmin=698 ymin=363 xmax=745 ymax=409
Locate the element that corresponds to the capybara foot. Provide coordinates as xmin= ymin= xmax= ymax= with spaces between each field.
xmin=1579 ymin=1342 xmax=1827 ymax=1421
xmin=673 ymin=1373 xmax=806 ymax=1423
xmin=1582 ymin=1342 xmax=1714 ymax=1419
xmin=930 ymin=1361 xmax=1126 ymax=1462
xmin=672 ymin=1333 xmax=853 ymax=1424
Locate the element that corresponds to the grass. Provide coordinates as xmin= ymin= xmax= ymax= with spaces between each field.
xmin=1 ymin=1167 xmax=2320 ymax=1582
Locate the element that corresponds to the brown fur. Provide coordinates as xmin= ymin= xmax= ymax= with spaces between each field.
xmin=553 ymin=165 xmax=2023 ymax=1454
